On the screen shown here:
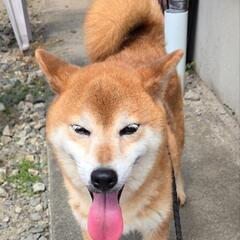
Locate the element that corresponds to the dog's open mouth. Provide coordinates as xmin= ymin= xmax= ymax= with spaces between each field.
xmin=87 ymin=187 xmax=124 ymax=240
xmin=89 ymin=186 xmax=124 ymax=202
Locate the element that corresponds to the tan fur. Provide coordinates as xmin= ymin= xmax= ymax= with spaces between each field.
xmin=35 ymin=0 xmax=186 ymax=239
xmin=84 ymin=0 xmax=164 ymax=61
xmin=96 ymin=144 xmax=112 ymax=164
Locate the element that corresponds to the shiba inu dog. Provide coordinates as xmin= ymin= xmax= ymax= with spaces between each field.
xmin=35 ymin=0 xmax=186 ymax=239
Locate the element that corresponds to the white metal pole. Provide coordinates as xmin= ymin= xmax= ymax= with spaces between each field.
xmin=3 ymin=0 xmax=32 ymax=51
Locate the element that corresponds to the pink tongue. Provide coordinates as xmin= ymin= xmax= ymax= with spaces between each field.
xmin=88 ymin=192 xmax=123 ymax=240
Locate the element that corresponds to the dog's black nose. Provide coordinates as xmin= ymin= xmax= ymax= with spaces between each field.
xmin=91 ymin=168 xmax=118 ymax=192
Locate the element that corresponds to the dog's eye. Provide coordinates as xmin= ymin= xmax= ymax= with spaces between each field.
xmin=71 ymin=124 xmax=91 ymax=136
xmin=120 ymin=124 xmax=140 ymax=136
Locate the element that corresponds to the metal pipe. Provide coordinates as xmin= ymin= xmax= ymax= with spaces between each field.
xmin=168 ymin=0 xmax=188 ymax=12
xmin=164 ymin=0 xmax=189 ymax=91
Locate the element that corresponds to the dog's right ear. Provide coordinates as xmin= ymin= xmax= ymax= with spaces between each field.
xmin=137 ymin=50 xmax=183 ymax=99
xmin=35 ymin=49 xmax=79 ymax=93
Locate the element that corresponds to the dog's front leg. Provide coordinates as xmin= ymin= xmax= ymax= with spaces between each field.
xmin=142 ymin=221 xmax=170 ymax=240
xmin=81 ymin=230 xmax=92 ymax=240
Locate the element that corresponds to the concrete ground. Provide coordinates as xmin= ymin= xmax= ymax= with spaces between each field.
xmin=39 ymin=0 xmax=240 ymax=239
xmin=40 ymin=0 xmax=89 ymax=65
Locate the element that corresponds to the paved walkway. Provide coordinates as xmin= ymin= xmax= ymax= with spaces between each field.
xmin=41 ymin=0 xmax=89 ymax=65
xmin=40 ymin=1 xmax=240 ymax=239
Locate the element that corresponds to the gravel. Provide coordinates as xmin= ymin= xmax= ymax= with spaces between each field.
xmin=30 ymin=213 xmax=42 ymax=221
xmin=0 ymin=186 xmax=8 ymax=197
xmin=0 ymin=102 xmax=5 ymax=111
xmin=15 ymin=206 xmax=22 ymax=213
xmin=35 ymin=203 xmax=43 ymax=212
xmin=2 ymin=125 xmax=12 ymax=136
xmin=0 ymin=3 xmax=49 ymax=240
xmin=0 ymin=168 xmax=7 ymax=183
xmin=184 ymin=89 xmax=201 ymax=101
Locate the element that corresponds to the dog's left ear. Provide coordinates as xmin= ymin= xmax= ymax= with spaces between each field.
xmin=35 ymin=49 xmax=79 ymax=94
xmin=138 ymin=50 xmax=183 ymax=98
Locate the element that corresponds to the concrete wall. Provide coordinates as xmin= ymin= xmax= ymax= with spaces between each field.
xmin=194 ymin=0 xmax=240 ymax=119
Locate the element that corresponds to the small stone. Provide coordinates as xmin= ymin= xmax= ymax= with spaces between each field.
xmin=35 ymin=204 xmax=43 ymax=212
xmin=0 ymin=102 xmax=6 ymax=111
xmin=1 ymin=46 xmax=8 ymax=52
xmin=30 ymin=198 xmax=40 ymax=207
xmin=42 ymin=197 xmax=48 ymax=210
xmin=17 ymin=129 xmax=28 ymax=146
xmin=17 ymin=137 xmax=26 ymax=146
xmin=30 ymin=225 xmax=44 ymax=233
xmin=25 ymin=154 xmax=35 ymax=162
xmin=11 ymin=169 xmax=19 ymax=176
xmin=33 ymin=234 xmax=41 ymax=240
xmin=2 ymin=125 xmax=12 ymax=136
xmin=33 ymin=182 xmax=45 ymax=193
xmin=220 ymin=109 xmax=226 ymax=115
xmin=3 ymin=216 xmax=10 ymax=223
xmin=184 ymin=90 xmax=201 ymax=101
xmin=24 ymin=125 xmax=32 ymax=135
xmin=27 ymin=72 xmax=38 ymax=81
xmin=24 ymin=234 xmax=34 ymax=240
xmin=40 ymin=128 xmax=45 ymax=136
xmin=1 ymin=136 xmax=11 ymax=144
xmin=38 ymin=111 xmax=45 ymax=120
xmin=0 ymin=167 xmax=7 ymax=183
xmin=18 ymin=101 xmax=25 ymax=110
xmin=24 ymin=102 xmax=33 ymax=112
xmin=25 ymin=93 xmax=34 ymax=102
xmin=0 ymin=63 xmax=9 ymax=71
xmin=196 ymin=109 xmax=202 ymax=116
xmin=0 ymin=186 xmax=7 ymax=197
xmin=36 ymin=70 xmax=43 ymax=78
xmin=30 ymin=213 xmax=41 ymax=221
xmin=0 ymin=222 xmax=8 ymax=230
xmin=35 ymin=121 xmax=45 ymax=130
xmin=39 ymin=237 xmax=47 ymax=240
xmin=27 ymin=144 xmax=38 ymax=154
xmin=31 ymin=112 xmax=39 ymax=122
xmin=28 ymin=169 xmax=39 ymax=176
xmin=15 ymin=206 xmax=22 ymax=213
xmin=34 ymin=102 xmax=45 ymax=111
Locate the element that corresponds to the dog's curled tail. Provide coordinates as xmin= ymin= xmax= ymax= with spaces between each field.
xmin=84 ymin=0 xmax=164 ymax=62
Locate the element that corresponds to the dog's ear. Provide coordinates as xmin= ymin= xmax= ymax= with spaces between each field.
xmin=35 ymin=49 xmax=79 ymax=93
xmin=138 ymin=50 xmax=183 ymax=98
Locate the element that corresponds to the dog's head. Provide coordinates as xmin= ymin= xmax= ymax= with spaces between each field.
xmin=35 ymin=49 xmax=182 ymax=197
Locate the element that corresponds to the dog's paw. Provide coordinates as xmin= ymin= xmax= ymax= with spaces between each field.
xmin=177 ymin=190 xmax=186 ymax=207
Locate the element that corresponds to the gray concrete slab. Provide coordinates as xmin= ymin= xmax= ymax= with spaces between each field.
xmin=41 ymin=0 xmax=90 ymax=65
xmin=40 ymin=1 xmax=240 ymax=239
xmin=48 ymin=150 xmax=82 ymax=240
